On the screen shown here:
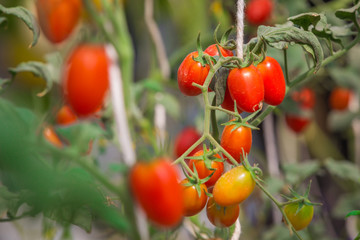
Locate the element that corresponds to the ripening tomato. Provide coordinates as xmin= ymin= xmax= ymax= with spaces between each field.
xmin=257 ymin=56 xmax=286 ymax=106
xmin=177 ymin=52 xmax=210 ymax=96
xmin=227 ymin=65 xmax=264 ymax=112
xmin=285 ymin=114 xmax=310 ymax=134
xmin=43 ymin=126 xmax=63 ymax=148
xmin=174 ymin=127 xmax=202 ymax=158
xmin=56 ymin=105 xmax=77 ymax=126
xmin=329 ymin=87 xmax=353 ymax=111
xmin=204 ymin=44 xmax=233 ymax=57
xmin=36 ymin=0 xmax=82 ymax=43
xmin=181 ymin=179 xmax=208 ymax=216
xmin=291 ymin=88 xmax=315 ymax=110
xmin=129 ymin=158 xmax=184 ymax=227
xmin=220 ymin=122 xmax=252 ymax=164
xmin=245 ymin=0 xmax=273 ymax=26
xmin=283 ymin=203 xmax=314 ymax=231
xmin=188 ymin=150 xmax=224 ymax=188
xmin=206 ymin=197 xmax=240 ymax=227
xmin=213 ymin=165 xmax=255 ymax=206
xmin=63 ymin=44 xmax=110 ymax=117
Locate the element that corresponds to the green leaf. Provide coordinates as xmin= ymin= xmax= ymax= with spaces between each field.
xmin=9 ymin=61 xmax=54 ymax=97
xmin=0 ymin=186 xmax=19 ymax=215
xmin=108 ymin=163 xmax=129 ymax=173
xmin=335 ymin=2 xmax=360 ymax=23
xmin=157 ymin=92 xmax=180 ymax=119
xmin=312 ymin=15 xmax=342 ymax=45
xmin=209 ymin=67 xmax=229 ymax=106
xmin=324 ymin=158 xmax=360 ymax=184
xmin=328 ymin=67 xmax=360 ymax=92
xmin=283 ymin=161 xmax=321 ymax=185
xmin=327 ymin=111 xmax=357 ymax=132
xmin=257 ymin=25 xmax=324 ymax=72
xmin=346 ymin=210 xmax=360 ymax=217
xmin=0 ymin=4 xmax=39 ymax=47
xmin=288 ymin=12 xmax=321 ymax=31
xmin=0 ymin=16 xmax=7 ymax=26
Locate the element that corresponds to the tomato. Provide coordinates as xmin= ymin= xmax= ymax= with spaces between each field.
xmin=56 ymin=105 xmax=77 ymax=126
xmin=227 ymin=65 xmax=264 ymax=112
xmin=177 ymin=52 xmax=210 ymax=96
xmin=291 ymin=88 xmax=315 ymax=110
xmin=257 ymin=56 xmax=286 ymax=106
xmin=93 ymin=0 xmax=114 ymax=11
xmin=204 ymin=44 xmax=233 ymax=57
xmin=188 ymin=150 xmax=224 ymax=188
xmin=63 ymin=44 xmax=110 ymax=117
xmin=129 ymin=158 xmax=184 ymax=227
xmin=285 ymin=114 xmax=310 ymax=134
xmin=245 ymin=0 xmax=273 ymax=26
xmin=329 ymin=87 xmax=353 ymax=111
xmin=43 ymin=126 xmax=63 ymax=148
xmin=283 ymin=203 xmax=314 ymax=231
xmin=36 ymin=0 xmax=82 ymax=43
xmin=220 ymin=122 xmax=252 ymax=164
xmin=181 ymin=179 xmax=208 ymax=216
xmin=206 ymin=197 xmax=240 ymax=227
xmin=174 ymin=127 xmax=202 ymax=158
xmin=212 ymin=165 xmax=255 ymax=206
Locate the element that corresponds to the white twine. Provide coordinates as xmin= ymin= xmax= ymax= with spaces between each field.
xmin=230 ymin=219 xmax=242 ymax=240
xmin=236 ymin=0 xmax=245 ymax=59
xmin=105 ymin=44 xmax=136 ymax=166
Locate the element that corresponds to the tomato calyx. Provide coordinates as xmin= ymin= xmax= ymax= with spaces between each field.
xmin=182 ymin=166 xmax=213 ymax=198
xmin=281 ymin=180 xmax=321 ymax=208
xmin=193 ymin=33 xmax=210 ymax=67
xmin=241 ymin=151 xmax=263 ymax=182
xmin=213 ymin=24 xmax=236 ymax=51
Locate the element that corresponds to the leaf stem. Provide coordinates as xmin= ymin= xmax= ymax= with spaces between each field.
xmin=283 ymin=48 xmax=290 ymax=86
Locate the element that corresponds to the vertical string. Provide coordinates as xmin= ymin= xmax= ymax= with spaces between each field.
xmin=236 ymin=0 xmax=245 ymax=59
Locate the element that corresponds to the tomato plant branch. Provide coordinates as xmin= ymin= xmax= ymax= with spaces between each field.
xmin=210 ymin=97 xmax=220 ymax=143
xmin=283 ymin=48 xmax=290 ymax=86
xmin=0 ymin=210 xmax=35 ymax=222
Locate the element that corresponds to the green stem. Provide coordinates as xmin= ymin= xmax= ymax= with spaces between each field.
xmin=283 ymin=48 xmax=290 ymax=86
xmin=210 ymin=96 xmax=220 ymax=143
xmin=209 ymin=106 xmax=242 ymax=118
xmin=0 ymin=210 xmax=34 ymax=222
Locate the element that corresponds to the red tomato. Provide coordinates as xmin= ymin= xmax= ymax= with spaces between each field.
xmin=212 ymin=165 xmax=255 ymax=206
xmin=206 ymin=197 xmax=240 ymax=227
xmin=181 ymin=179 xmax=208 ymax=216
xmin=227 ymin=65 xmax=264 ymax=112
xmin=245 ymin=0 xmax=273 ymax=26
xmin=36 ymin=0 xmax=82 ymax=43
xmin=204 ymin=44 xmax=233 ymax=57
xmin=174 ymin=127 xmax=202 ymax=158
xmin=177 ymin=52 xmax=210 ymax=96
xmin=257 ymin=56 xmax=286 ymax=106
xmin=220 ymin=122 xmax=252 ymax=164
xmin=43 ymin=126 xmax=63 ymax=148
xmin=284 ymin=203 xmax=314 ymax=231
xmin=56 ymin=105 xmax=77 ymax=126
xmin=188 ymin=150 xmax=224 ymax=188
xmin=129 ymin=158 xmax=184 ymax=227
xmin=63 ymin=44 xmax=110 ymax=117
xmin=291 ymin=88 xmax=315 ymax=110
xmin=285 ymin=114 xmax=310 ymax=134
xmin=329 ymin=87 xmax=353 ymax=111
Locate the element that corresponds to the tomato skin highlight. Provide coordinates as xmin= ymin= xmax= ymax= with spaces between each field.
xmin=181 ymin=179 xmax=208 ymax=216
xmin=174 ymin=127 xmax=202 ymax=158
xmin=220 ymin=123 xmax=252 ymax=164
xmin=129 ymin=158 xmax=184 ymax=227
xmin=56 ymin=105 xmax=78 ymax=126
xmin=245 ymin=0 xmax=273 ymax=25
xmin=188 ymin=150 xmax=224 ymax=188
xmin=257 ymin=56 xmax=286 ymax=106
xmin=36 ymin=0 xmax=82 ymax=43
xmin=285 ymin=114 xmax=310 ymax=134
xmin=213 ymin=165 xmax=255 ymax=207
xmin=63 ymin=44 xmax=110 ymax=117
xmin=206 ymin=197 xmax=240 ymax=227
xmin=329 ymin=87 xmax=352 ymax=111
xmin=177 ymin=52 xmax=210 ymax=96
xmin=284 ymin=203 xmax=314 ymax=231
xmin=227 ymin=65 xmax=264 ymax=113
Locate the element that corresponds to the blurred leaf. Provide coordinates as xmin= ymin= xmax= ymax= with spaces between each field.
xmin=330 ymin=24 xmax=357 ymax=37
xmin=283 ymin=161 xmax=321 ymax=185
xmin=312 ymin=15 xmax=342 ymax=45
xmin=108 ymin=163 xmax=129 ymax=173
xmin=265 ymin=177 xmax=285 ymax=195
xmin=328 ymin=67 xmax=360 ymax=92
xmin=288 ymin=12 xmax=321 ymax=31
xmin=157 ymin=92 xmax=180 ymax=119
xmin=335 ymin=2 xmax=360 ymax=23
xmin=327 ymin=110 xmax=357 ymax=132
xmin=0 ymin=77 xmax=11 ymax=90
xmin=324 ymin=158 xmax=360 ymax=184
xmin=0 ymin=16 xmax=6 ymax=26
xmin=0 ymin=186 xmax=19 ymax=215
xmin=346 ymin=210 xmax=360 ymax=217
xmin=209 ymin=67 xmax=228 ymax=106
xmin=263 ymin=225 xmax=297 ymax=240
xmin=333 ymin=191 xmax=360 ymax=218
xmin=258 ymin=25 xmax=323 ymax=72
xmin=9 ymin=61 xmax=54 ymax=97
xmin=0 ymin=4 xmax=39 ymax=47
